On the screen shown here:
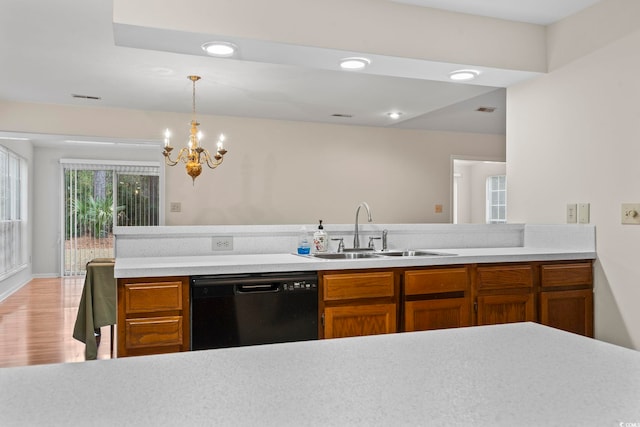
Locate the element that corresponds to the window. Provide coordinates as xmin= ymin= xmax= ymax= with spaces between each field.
xmin=486 ymin=175 xmax=506 ymax=224
xmin=0 ymin=146 xmax=27 ymax=278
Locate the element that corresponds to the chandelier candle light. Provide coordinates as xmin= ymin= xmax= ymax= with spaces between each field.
xmin=162 ymin=75 xmax=228 ymax=183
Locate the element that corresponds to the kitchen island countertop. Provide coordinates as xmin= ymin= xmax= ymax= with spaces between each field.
xmin=114 ymin=246 xmax=596 ymax=278
xmin=0 ymin=322 xmax=637 ymax=426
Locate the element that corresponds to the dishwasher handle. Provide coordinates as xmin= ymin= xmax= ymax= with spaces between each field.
xmin=235 ymin=283 xmax=280 ymax=294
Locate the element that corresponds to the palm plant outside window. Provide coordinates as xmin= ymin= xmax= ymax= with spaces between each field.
xmin=62 ymin=160 xmax=159 ymax=275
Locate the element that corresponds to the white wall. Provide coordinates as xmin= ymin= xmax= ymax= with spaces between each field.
xmin=164 ymin=117 xmax=506 ymax=226
xmin=0 ymin=101 xmax=505 ymax=277
xmin=507 ymin=3 xmax=640 ymax=349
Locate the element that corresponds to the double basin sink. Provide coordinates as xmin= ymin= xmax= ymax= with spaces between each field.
xmin=302 ymin=250 xmax=456 ymax=260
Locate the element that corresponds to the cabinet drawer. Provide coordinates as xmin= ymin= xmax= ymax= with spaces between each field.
xmin=124 ymin=316 xmax=183 ymax=349
xmin=124 ymin=281 xmax=183 ymax=314
xmin=541 ymin=263 xmax=592 ymax=288
xmin=404 ymin=268 xmax=468 ymax=295
xmin=476 ymin=265 xmax=533 ymax=291
xmin=323 ymin=272 xmax=395 ymax=301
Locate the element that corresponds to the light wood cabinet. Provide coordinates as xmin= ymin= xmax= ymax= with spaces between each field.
xmin=403 ymin=267 xmax=471 ymax=332
xmin=320 ymin=270 xmax=398 ymax=339
xmin=474 ymin=264 xmax=536 ymax=325
xmin=405 ymin=298 xmax=470 ymax=331
xmin=539 ymin=262 xmax=593 ymax=337
xmin=324 ymin=304 xmax=397 ymax=339
xmin=117 ymin=276 xmax=190 ymax=357
xmin=476 ymin=293 xmax=535 ymax=325
xmin=115 ymin=260 xmax=594 ymax=356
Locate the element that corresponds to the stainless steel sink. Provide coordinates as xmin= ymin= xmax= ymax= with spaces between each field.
xmin=375 ymin=250 xmax=456 ymax=257
xmin=301 ymin=250 xmax=456 ymax=259
xmin=308 ymin=252 xmax=382 ymax=260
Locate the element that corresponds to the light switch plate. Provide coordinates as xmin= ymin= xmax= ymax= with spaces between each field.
xmin=566 ymin=204 xmax=577 ymax=224
xmin=578 ymin=203 xmax=590 ymax=224
xmin=621 ymin=203 xmax=640 ymax=224
xmin=170 ymin=202 xmax=181 ymax=213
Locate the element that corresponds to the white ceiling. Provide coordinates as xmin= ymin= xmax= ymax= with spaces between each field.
xmin=391 ymin=0 xmax=602 ymax=25
xmin=0 ymin=0 xmax=601 ymax=145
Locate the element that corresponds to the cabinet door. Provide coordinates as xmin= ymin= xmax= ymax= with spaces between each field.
xmin=324 ymin=304 xmax=396 ymax=339
xmin=540 ymin=289 xmax=593 ymax=337
xmin=405 ymin=298 xmax=470 ymax=332
xmin=476 ymin=293 xmax=535 ymax=326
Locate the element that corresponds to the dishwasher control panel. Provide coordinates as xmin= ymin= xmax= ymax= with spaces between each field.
xmin=283 ymin=280 xmax=317 ymax=292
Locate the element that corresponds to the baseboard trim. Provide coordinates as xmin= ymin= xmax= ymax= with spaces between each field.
xmin=32 ymin=273 xmax=61 ymax=279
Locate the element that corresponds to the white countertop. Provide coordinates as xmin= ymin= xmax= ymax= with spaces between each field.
xmin=114 ymin=246 xmax=596 ymax=278
xmin=1 ymin=323 xmax=637 ymax=426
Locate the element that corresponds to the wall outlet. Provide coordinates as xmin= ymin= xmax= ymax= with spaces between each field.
xmin=621 ymin=203 xmax=640 ymax=224
xmin=578 ymin=203 xmax=590 ymax=224
xmin=566 ymin=204 xmax=577 ymax=224
xmin=170 ymin=202 xmax=181 ymax=213
xmin=212 ymin=236 xmax=233 ymax=251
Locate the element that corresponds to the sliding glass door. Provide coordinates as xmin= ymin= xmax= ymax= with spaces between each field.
xmin=62 ymin=160 xmax=159 ymax=275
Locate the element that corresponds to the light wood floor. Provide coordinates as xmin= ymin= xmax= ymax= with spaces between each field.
xmin=0 ymin=277 xmax=113 ymax=368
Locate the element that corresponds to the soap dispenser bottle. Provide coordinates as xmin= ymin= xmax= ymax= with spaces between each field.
xmin=313 ymin=220 xmax=329 ymax=253
xmin=297 ymin=226 xmax=311 ymax=255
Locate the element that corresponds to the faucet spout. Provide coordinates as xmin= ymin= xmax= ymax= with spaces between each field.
xmin=353 ymin=202 xmax=373 ymax=249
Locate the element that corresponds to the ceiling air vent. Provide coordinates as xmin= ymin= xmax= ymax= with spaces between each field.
xmin=476 ymin=106 xmax=496 ymax=113
xmin=331 ymin=113 xmax=353 ymax=118
xmin=72 ymin=94 xmax=101 ymax=100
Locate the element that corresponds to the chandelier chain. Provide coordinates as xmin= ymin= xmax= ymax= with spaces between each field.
xmin=192 ymin=78 xmax=196 ymax=122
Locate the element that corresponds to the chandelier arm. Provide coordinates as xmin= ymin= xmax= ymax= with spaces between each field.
xmin=203 ymin=150 xmax=224 ymax=169
xmin=163 ymin=147 xmax=179 ymax=166
xmin=175 ymin=147 xmax=192 ymax=164
xmin=163 ymin=156 xmax=179 ymax=167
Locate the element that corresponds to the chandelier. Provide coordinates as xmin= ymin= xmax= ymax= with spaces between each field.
xmin=162 ymin=75 xmax=228 ymax=183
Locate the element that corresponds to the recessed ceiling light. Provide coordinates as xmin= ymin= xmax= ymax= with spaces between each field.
xmin=387 ymin=112 xmax=403 ymax=120
xmin=339 ymin=57 xmax=371 ymax=71
xmin=202 ymin=41 xmax=237 ymax=57
xmin=449 ymin=69 xmax=480 ymax=81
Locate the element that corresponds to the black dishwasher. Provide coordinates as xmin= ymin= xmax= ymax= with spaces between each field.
xmin=190 ymin=272 xmax=318 ymax=350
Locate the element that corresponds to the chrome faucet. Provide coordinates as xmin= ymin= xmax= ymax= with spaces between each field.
xmin=353 ymin=202 xmax=372 ymax=249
